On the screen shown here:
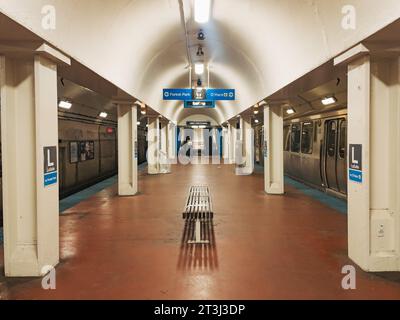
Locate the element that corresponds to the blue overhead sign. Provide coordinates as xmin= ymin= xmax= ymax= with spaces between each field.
xmin=163 ymin=89 xmax=192 ymax=101
xmin=207 ymin=89 xmax=235 ymax=101
xmin=184 ymin=100 xmax=215 ymax=109
xmin=163 ymin=88 xmax=236 ymax=101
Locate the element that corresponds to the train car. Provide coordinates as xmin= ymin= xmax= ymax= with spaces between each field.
xmin=283 ymin=108 xmax=348 ymax=199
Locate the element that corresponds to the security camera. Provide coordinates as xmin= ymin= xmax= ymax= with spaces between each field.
xmin=197 ymin=79 xmax=202 ymax=87
xmin=197 ymin=30 xmax=205 ymax=41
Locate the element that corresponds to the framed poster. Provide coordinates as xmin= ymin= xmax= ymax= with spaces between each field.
xmin=79 ymin=141 xmax=95 ymax=162
xmin=70 ymin=142 xmax=79 ymax=164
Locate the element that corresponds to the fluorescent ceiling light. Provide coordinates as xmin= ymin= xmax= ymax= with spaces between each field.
xmin=141 ymin=110 xmax=146 ymax=115
xmin=195 ymin=0 xmax=211 ymax=24
xmin=254 ymin=110 xmax=259 ymax=115
xmin=254 ymin=119 xmax=259 ymax=124
xmin=137 ymin=121 xmax=141 ymax=125
xmin=99 ymin=112 xmax=108 ymax=118
xmin=199 ymin=125 xmax=207 ymax=129
xmin=286 ymin=108 xmax=295 ymax=115
xmin=321 ymin=96 xmax=337 ymax=106
xmin=195 ymin=63 xmax=205 ymax=75
xmin=58 ymin=100 xmax=72 ymax=109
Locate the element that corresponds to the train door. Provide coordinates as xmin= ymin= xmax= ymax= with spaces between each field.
xmin=336 ymin=120 xmax=347 ymax=194
xmin=59 ymin=146 xmax=66 ymax=191
xmin=322 ymin=118 xmax=346 ymax=193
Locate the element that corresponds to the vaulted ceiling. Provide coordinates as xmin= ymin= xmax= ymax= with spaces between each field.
xmin=1 ymin=0 xmax=400 ymax=125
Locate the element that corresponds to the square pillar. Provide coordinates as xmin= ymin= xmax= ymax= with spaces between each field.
xmin=168 ymin=122 xmax=177 ymax=164
xmin=335 ymin=44 xmax=400 ymax=271
xmin=1 ymin=48 xmax=70 ymax=276
xmin=229 ymin=121 xmax=237 ymax=164
xmin=264 ymin=105 xmax=284 ymax=195
xmin=236 ymin=116 xmax=254 ymax=175
xmin=147 ymin=116 xmax=160 ymax=175
xmin=117 ymin=103 xmax=138 ymax=196
xmin=160 ymin=120 xmax=171 ymax=174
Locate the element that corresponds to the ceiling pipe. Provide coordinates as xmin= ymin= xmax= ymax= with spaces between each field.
xmin=178 ymin=0 xmax=193 ymax=70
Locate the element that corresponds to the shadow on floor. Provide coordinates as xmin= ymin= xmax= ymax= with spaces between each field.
xmin=177 ymin=219 xmax=219 ymax=271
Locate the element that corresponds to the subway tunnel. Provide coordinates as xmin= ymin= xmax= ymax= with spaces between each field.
xmin=0 ymin=0 xmax=400 ymax=304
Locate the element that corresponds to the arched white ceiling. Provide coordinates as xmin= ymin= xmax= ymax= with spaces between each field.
xmin=1 ymin=0 xmax=400 ymax=124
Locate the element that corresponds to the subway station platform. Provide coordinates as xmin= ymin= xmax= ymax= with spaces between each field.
xmin=1 ymin=164 xmax=399 ymax=300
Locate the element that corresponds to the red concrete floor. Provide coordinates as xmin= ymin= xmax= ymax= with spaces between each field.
xmin=0 ymin=163 xmax=400 ymax=300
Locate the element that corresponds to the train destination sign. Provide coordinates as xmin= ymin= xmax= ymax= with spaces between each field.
xmin=163 ymin=89 xmax=192 ymax=101
xmin=206 ymin=89 xmax=235 ymax=101
xmin=184 ymin=100 xmax=215 ymax=109
xmin=163 ymin=88 xmax=235 ymax=101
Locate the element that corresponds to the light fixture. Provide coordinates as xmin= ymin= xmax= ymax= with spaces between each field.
xmin=286 ymin=108 xmax=295 ymax=115
xmin=137 ymin=121 xmax=141 ymax=125
xmin=194 ymin=0 xmax=211 ymax=24
xmin=141 ymin=110 xmax=146 ymax=115
xmin=259 ymin=101 xmax=267 ymax=107
xmin=195 ymin=63 xmax=205 ymax=75
xmin=254 ymin=110 xmax=259 ymax=115
xmin=255 ymin=119 xmax=259 ymax=124
xmin=197 ymin=46 xmax=204 ymax=57
xmin=321 ymin=96 xmax=337 ymax=106
xmin=99 ymin=112 xmax=108 ymax=118
xmin=58 ymin=100 xmax=72 ymax=110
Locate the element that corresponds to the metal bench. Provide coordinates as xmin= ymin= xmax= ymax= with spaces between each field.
xmin=183 ymin=186 xmax=214 ymax=244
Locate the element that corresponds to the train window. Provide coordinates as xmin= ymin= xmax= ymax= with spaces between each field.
xmin=339 ymin=120 xmax=347 ymax=159
xmin=283 ymin=125 xmax=290 ymax=151
xmin=301 ymin=122 xmax=314 ymax=154
xmin=327 ymin=121 xmax=337 ymax=158
xmin=290 ymin=124 xmax=301 ymax=153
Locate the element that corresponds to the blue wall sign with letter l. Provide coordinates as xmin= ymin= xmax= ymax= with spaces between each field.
xmin=163 ymin=89 xmax=192 ymax=101
xmin=207 ymin=89 xmax=235 ymax=101
xmin=44 ymin=146 xmax=58 ymax=187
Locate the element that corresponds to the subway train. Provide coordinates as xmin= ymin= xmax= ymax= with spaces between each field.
xmin=283 ymin=108 xmax=348 ymax=199
xmin=254 ymin=108 xmax=348 ymax=199
xmin=0 ymin=114 xmax=148 ymax=227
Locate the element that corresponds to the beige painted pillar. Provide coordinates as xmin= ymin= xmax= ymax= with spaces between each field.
xmin=1 ymin=48 xmax=70 ymax=277
xmin=335 ymin=45 xmax=400 ymax=271
xmin=229 ymin=121 xmax=237 ymax=164
xmin=264 ymin=105 xmax=284 ymax=195
xmin=117 ymin=103 xmax=138 ymax=196
xmin=147 ymin=116 xmax=160 ymax=175
xmin=160 ymin=120 xmax=171 ymax=174
xmin=222 ymin=126 xmax=229 ymax=162
xmin=236 ymin=116 xmax=254 ymax=175
xmin=167 ymin=122 xmax=177 ymax=164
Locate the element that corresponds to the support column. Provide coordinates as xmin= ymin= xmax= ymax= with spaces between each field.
xmin=223 ymin=127 xmax=229 ymax=162
xmin=236 ymin=116 xmax=254 ymax=175
xmin=147 ymin=116 xmax=160 ymax=175
xmin=117 ymin=103 xmax=138 ymax=196
xmin=1 ymin=48 xmax=70 ymax=276
xmin=160 ymin=120 xmax=171 ymax=174
xmin=264 ymin=105 xmax=284 ymax=195
xmin=167 ymin=122 xmax=177 ymax=164
xmin=335 ymin=44 xmax=400 ymax=271
xmin=229 ymin=121 xmax=236 ymax=164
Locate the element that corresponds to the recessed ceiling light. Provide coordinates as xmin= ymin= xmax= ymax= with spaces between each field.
xmin=254 ymin=110 xmax=259 ymax=115
xmin=141 ymin=110 xmax=146 ymax=115
xmin=99 ymin=112 xmax=108 ymax=118
xmin=321 ymin=96 xmax=337 ymax=106
xmin=58 ymin=100 xmax=72 ymax=109
xmin=194 ymin=0 xmax=211 ymax=24
xmin=286 ymin=108 xmax=295 ymax=115
xmin=255 ymin=119 xmax=259 ymax=124
xmin=137 ymin=121 xmax=141 ymax=125
xmin=195 ymin=63 xmax=205 ymax=75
